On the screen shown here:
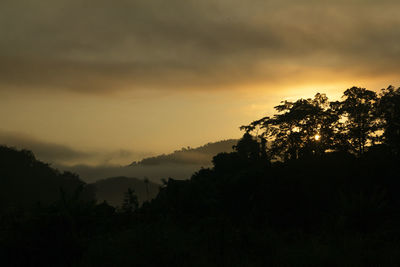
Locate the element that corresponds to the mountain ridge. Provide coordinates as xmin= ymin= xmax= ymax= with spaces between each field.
xmin=129 ymin=139 xmax=238 ymax=166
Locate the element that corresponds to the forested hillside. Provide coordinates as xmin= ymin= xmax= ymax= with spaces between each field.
xmin=64 ymin=139 xmax=237 ymax=183
xmin=1 ymin=86 xmax=400 ymax=266
xmin=132 ymin=139 xmax=237 ymax=166
xmin=0 ymin=146 xmax=95 ymax=210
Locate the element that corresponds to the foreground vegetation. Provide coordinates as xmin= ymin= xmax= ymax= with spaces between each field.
xmin=1 ymin=86 xmax=400 ymax=266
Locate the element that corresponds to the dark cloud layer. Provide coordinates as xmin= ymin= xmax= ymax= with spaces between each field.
xmin=0 ymin=0 xmax=399 ymax=93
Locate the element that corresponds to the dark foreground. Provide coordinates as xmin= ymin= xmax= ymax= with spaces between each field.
xmin=1 ymin=145 xmax=400 ymax=266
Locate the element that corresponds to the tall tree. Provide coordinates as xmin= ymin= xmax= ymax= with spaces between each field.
xmin=378 ymin=85 xmax=400 ymax=155
xmin=122 ymin=188 xmax=139 ymax=213
xmin=339 ymin=87 xmax=378 ymax=156
xmin=242 ymin=93 xmax=339 ymax=161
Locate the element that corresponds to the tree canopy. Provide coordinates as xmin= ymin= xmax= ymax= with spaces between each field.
xmin=241 ymin=86 xmax=399 ymax=161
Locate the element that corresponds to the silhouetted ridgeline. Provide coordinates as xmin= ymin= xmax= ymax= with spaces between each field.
xmin=1 ymin=86 xmax=400 ymax=266
xmin=0 ymin=146 xmax=95 ymax=210
xmin=63 ymin=139 xmax=237 ymax=183
xmin=131 ymin=139 xmax=237 ymax=165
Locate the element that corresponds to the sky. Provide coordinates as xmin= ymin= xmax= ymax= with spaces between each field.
xmin=1 ymin=0 xmax=399 ymax=166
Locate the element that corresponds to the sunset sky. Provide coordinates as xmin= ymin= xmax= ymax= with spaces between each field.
xmin=1 ymin=0 xmax=399 ymax=166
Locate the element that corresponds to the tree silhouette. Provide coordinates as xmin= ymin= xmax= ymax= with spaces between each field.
xmin=143 ymin=177 xmax=150 ymax=202
xmin=234 ymin=132 xmax=262 ymax=160
xmin=242 ymin=93 xmax=339 ymax=160
xmin=121 ymin=188 xmax=138 ymax=213
xmin=338 ymin=87 xmax=379 ymax=155
xmin=378 ymin=85 xmax=400 ymax=156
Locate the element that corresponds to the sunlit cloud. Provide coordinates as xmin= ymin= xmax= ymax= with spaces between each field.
xmin=0 ymin=0 xmax=399 ymax=94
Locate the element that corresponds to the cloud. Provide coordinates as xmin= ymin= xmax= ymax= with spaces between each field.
xmin=0 ymin=129 xmax=90 ymax=162
xmin=0 ymin=0 xmax=399 ymax=93
xmin=0 ymin=129 xmax=150 ymax=165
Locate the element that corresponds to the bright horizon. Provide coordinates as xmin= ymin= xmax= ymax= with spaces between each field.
xmin=1 ymin=0 xmax=399 ymax=166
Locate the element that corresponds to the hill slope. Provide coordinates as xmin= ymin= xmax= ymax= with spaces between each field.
xmin=63 ymin=139 xmax=238 ymax=183
xmin=131 ymin=139 xmax=237 ymax=166
xmin=0 ymin=146 xmax=94 ymax=209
